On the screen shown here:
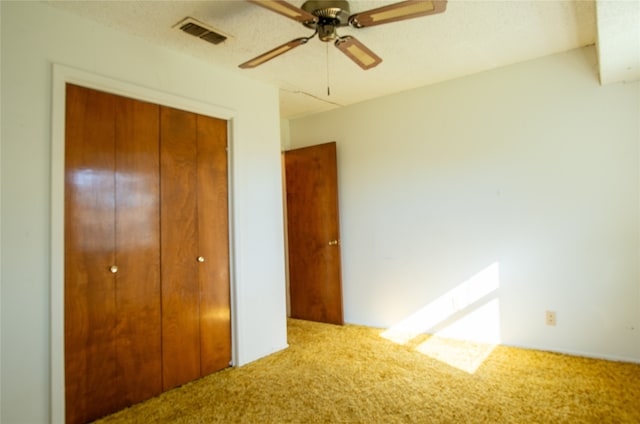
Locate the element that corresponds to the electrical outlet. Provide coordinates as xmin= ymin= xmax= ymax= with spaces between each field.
xmin=545 ymin=311 xmax=557 ymax=326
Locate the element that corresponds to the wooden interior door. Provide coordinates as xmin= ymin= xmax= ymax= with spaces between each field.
xmin=284 ymin=142 xmax=344 ymax=325
xmin=65 ymin=84 xmax=162 ymax=423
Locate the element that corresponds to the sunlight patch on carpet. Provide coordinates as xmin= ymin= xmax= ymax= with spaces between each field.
xmin=416 ymin=336 xmax=496 ymax=374
xmin=416 ymin=298 xmax=500 ymax=373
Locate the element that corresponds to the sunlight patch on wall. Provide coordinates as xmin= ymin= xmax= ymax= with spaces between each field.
xmin=379 ymin=263 xmax=501 ymax=374
xmin=435 ymin=297 xmax=501 ymax=343
xmin=380 ymin=263 xmax=501 ymax=344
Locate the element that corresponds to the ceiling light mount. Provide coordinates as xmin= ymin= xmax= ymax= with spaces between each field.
xmin=301 ymin=0 xmax=350 ymax=26
xmin=301 ymin=0 xmax=350 ymax=41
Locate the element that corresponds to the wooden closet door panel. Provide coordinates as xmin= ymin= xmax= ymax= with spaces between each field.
xmin=64 ymin=84 xmax=119 ymax=423
xmin=196 ymin=115 xmax=232 ymax=375
xmin=114 ymin=96 xmax=162 ymax=405
xmin=160 ymin=106 xmax=201 ymax=390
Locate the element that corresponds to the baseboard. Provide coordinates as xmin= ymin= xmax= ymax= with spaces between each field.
xmin=501 ymin=342 xmax=640 ymax=364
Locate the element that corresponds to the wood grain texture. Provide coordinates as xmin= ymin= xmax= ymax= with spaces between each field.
xmin=114 ymin=95 xmax=162 ymax=405
xmin=285 ymin=142 xmax=344 ymax=325
xmin=65 ymin=84 xmax=119 ymax=424
xmin=196 ymin=115 xmax=232 ymax=375
xmin=160 ymin=106 xmax=201 ymax=390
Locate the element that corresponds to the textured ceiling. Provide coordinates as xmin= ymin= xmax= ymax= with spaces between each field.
xmin=45 ymin=1 xmax=638 ymax=119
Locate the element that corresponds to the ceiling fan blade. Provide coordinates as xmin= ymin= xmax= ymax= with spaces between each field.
xmin=239 ymin=37 xmax=309 ymax=69
xmin=349 ymin=0 xmax=447 ymax=28
xmin=335 ymin=36 xmax=382 ymax=70
xmin=249 ymin=0 xmax=317 ymax=24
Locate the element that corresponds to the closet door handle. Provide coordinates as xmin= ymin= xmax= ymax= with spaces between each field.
xmin=328 ymin=240 xmax=339 ymax=246
xmin=197 ymin=256 xmax=205 ymax=263
xmin=110 ymin=265 xmax=119 ymax=273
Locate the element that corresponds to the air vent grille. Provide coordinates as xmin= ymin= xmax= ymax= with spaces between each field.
xmin=174 ymin=17 xmax=229 ymax=45
xmin=200 ymin=31 xmax=227 ymax=45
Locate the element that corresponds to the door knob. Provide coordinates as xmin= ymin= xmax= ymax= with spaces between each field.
xmin=328 ymin=240 xmax=339 ymax=246
xmin=197 ymin=256 xmax=205 ymax=263
xmin=110 ymin=265 xmax=118 ymax=273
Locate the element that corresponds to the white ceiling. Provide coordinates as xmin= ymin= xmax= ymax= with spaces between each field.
xmin=45 ymin=0 xmax=640 ymax=119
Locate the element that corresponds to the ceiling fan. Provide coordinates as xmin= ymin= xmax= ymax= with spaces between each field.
xmin=239 ymin=0 xmax=447 ymax=70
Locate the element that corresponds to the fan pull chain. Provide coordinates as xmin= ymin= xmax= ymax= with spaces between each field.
xmin=326 ymin=43 xmax=331 ymax=96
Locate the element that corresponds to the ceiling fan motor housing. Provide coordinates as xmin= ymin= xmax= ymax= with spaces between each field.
xmin=302 ymin=0 xmax=351 ymax=41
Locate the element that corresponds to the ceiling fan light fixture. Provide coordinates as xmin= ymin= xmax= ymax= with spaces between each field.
xmin=318 ymin=23 xmax=338 ymax=41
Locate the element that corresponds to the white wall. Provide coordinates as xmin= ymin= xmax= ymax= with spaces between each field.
xmin=1 ymin=2 xmax=287 ymax=422
xmin=288 ymin=47 xmax=640 ymax=362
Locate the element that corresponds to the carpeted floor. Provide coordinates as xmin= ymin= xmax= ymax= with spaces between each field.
xmin=96 ymin=318 xmax=640 ymax=423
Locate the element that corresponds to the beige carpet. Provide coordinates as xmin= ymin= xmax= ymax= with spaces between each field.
xmin=96 ymin=319 xmax=640 ymax=423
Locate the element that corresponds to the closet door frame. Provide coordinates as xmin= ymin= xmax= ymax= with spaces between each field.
xmin=50 ymin=64 xmax=238 ymax=424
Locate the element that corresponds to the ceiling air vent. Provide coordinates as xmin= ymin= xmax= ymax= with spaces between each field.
xmin=174 ymin=17 xmax=229 ymax=45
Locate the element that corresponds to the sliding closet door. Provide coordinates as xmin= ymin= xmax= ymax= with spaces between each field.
xmin=160 ymin=107 xmax=201 ymax=389
xmin=65 ymin=85 xmax=119 ymax=424
xmin=114 ymin=94 xmax=162 ymax=405
xmin=65 ymin=84 xmax=162 ymax=424
xmin=197 ymin=115 xmax=231 ymax=375
xmin=160 ymin=107 xmax=231 ymax=390
xmin=65 ymin=85 xmax=231 ymax=420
